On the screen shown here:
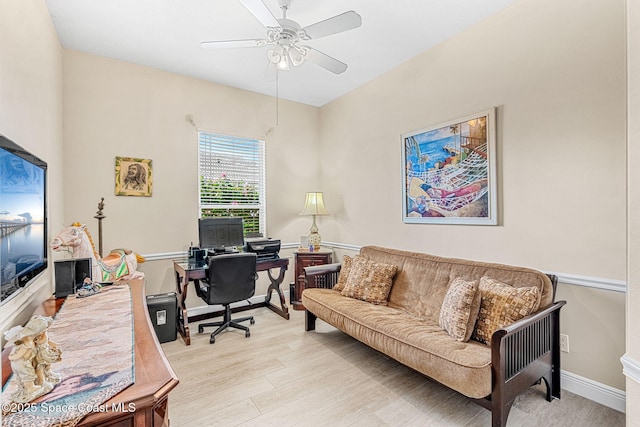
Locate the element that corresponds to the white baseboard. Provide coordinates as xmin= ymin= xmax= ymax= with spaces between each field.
xmin=561 ymin=370 xmax=626 ymax=413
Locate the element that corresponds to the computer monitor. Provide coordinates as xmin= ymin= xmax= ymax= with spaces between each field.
xmin=198 ymin=217 xmax=244 ymax=252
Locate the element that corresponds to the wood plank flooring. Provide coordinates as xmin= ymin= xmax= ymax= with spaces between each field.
xmin=161 ymin=307 xmax=625 ymax=426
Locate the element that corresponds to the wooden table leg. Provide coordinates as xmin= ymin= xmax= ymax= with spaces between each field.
xmin=175 ymin=270 xmax=191 ymax=345
xmin=264 ymin=266 xmax=290 ymax=320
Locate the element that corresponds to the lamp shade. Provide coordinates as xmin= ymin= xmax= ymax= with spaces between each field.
xmin=299 ymin=192 xmax=329 ymax=216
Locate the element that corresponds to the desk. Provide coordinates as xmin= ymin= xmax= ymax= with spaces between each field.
xmin=1 ymin=279 xmax=179 ymax=427
xmin=173 ymin=257 xmax=289 ymax=345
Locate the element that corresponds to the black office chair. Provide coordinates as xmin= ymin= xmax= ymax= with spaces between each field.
xmin=195 ymin=252 xmax=258 ymax=344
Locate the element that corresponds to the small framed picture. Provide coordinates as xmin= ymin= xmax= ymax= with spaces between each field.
xmin=115 ymin=157 xmax=152 ymax=197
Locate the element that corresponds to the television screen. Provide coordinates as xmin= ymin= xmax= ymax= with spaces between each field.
xmin=198 ymin=217 xmax=244 ymax=251
xmin=0 ymin=134 xmax=48 ymax=303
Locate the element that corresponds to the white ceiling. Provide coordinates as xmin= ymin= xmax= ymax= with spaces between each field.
xmin=46 ymin=0 xmax=520 ymax=107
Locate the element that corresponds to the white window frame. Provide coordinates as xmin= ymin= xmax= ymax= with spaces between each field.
xmin=198 ymin=131 xmax=266 ymax=236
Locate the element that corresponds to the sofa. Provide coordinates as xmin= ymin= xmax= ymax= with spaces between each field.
xmin=301 ymin=246 xmax=566 ymax=427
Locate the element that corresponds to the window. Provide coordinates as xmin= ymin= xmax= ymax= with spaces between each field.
xmin=198 ymin=132 xmax=266 ymax=236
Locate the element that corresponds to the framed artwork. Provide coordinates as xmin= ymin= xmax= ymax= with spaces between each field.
xmin=401 ymin=108 xmax=497 ymax=225
xmin=115 ymin=157 xmax=152 ymax=197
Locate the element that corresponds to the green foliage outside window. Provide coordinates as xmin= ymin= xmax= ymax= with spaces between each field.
xmin=200 ymin=174 xmax=261 ymax=235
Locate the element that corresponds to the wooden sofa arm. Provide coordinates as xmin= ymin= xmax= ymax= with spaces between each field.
xmin=486 ymin=299 xmax=567 ymax=426
xmin=303 ymin=263 xmax=342 ymax=331
xmin=495 ymin=300 xmax=566 ymax=338
xmin=304 ymin=263 xmax=342 ymax=277
xmin=303 ymin=263 xmax=342 ymax=290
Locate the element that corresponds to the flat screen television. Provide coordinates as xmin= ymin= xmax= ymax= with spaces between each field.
xmin=0 ymin=134 xmax=48 ymax=303
xmin=198 ymin=217 xmax=244 ymax=253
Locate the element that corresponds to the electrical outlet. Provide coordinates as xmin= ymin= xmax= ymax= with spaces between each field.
xmin=560 ymin=334 xmax=570 ymax=353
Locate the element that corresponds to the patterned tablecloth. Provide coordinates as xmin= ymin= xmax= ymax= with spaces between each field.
xmin=2 ymin=284 xmax=135 ymax=427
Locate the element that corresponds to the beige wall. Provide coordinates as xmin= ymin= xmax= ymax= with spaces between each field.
xmin=320 ymin=0 xmax=627 ymax=390
xmin=60 ymin=51 xmax=321 ymax=298
xmin=627 ymin=0 xmax=640 ymax=418
xmin=0 ymin=0 xmax=63 ymax=337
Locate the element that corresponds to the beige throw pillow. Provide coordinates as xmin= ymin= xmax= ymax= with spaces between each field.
xmin=473 ymin=276 xmax=541 ymax=345
xmin=439 ymin=278 xmax=481 ymax=342
xmin=340 ymin=255 xmax=397 ymax=305
xmin=333 ymin=255 xmax=353 ymax=292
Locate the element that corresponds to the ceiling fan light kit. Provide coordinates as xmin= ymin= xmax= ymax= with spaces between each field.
xmin=201 ymin=0 xmax=362 ymax=75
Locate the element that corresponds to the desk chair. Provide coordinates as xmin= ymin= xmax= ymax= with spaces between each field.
xmin=195 ymin=252 xmax=258 ymax=344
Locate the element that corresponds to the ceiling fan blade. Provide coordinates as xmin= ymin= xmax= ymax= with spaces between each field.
xmin=304 ymin=47 xmax=348 ymax=74
xmin=302 ymin=11 xmax=362 ymax=40
xmin=240 ymin=0 xmax=280 ymax=28
xmin=200 ymin=39 xmax=265 ymax=49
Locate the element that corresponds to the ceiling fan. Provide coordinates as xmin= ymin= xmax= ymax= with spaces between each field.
xmin=201 ymin=0 xmax=362 ymax=76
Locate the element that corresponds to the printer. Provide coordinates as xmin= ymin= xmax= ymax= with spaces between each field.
xmin=244 ymin=237 xmax=281 ymax=260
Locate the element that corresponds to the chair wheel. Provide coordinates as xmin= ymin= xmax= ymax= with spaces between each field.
xmin=198 ymin=325 xmax=204 ymax=333
xmin=250 ymin=318 xmax=255 ymax=325
xmin=245 ymin=331 xmax=250 ymax=338
xmin=209 ymin=336 xmax=215 ymax=344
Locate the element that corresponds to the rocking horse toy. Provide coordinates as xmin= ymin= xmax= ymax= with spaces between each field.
xmin=51 ymin=223 xmax=144 ymax=283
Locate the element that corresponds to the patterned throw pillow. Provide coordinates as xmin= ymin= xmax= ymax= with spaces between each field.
xmin=333 ymin=255 xmax=353 ymax=292
xmin=439 ymin=278 xmax=481 ymax=342
xmin=473 ymin=276 xmax=541 ymax=345
xmin=340 ymin=255 xmax=398 ymax=305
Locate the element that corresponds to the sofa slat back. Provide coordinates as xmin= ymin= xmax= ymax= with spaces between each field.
xmin=359 ymin=246 xmax=554 ymax=321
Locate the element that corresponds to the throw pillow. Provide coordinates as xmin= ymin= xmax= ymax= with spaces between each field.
xmin=333 ymin=255 xmax=353 ymax=292
xmin=473 ymin=276 xmax=541 ymax=345
xmin=340 ymin=255 xmax=398 ymax=305
xmin=439 ymin=277 xmax=481 ymax=342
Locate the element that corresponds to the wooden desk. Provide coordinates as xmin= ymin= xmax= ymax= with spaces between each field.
xmin=173 ymin=257 xmax=290 ymax=345
xmin=1 ymin=279 xmax=179 ymax=427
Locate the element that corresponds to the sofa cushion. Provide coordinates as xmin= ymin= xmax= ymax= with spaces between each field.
xmin=359 ymin=246 xmax=554 ymax=322
xmin=302 ymin=288 xmax=492 ymax=399
xmin=473 ymin=276 xmax=541 ymax=345
xmin=340 ymin=255 xmax=398 ymax=305
xmin=333 ymin=255 xmax=353 ymax=292
xmin=439 ymin=277 xmax=481 ymax=342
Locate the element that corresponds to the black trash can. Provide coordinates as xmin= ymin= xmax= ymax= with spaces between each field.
xmin=146 ymin=292 xmax=177 ymax=343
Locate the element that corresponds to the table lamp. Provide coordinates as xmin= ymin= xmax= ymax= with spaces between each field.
xmin=299 ymin=192 xmax=329 ymax=250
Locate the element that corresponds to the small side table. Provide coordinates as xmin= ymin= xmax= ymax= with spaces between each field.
xmin=292 ymin=249 xmax=332 ymax=310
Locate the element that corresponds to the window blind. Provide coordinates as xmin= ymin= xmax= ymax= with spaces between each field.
xmin=198 ymin=131 xmax=266 ymax=236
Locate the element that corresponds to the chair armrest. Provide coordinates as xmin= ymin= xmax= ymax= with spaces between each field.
xmin=194 ymin=279 xmax=209 ymax=300
xmin=303 ymin=263 xmax=342 ymax=290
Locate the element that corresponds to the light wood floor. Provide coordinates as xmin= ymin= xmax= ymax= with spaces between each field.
xmin=161 ymin=306 xmax=625 ymax=426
